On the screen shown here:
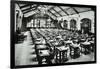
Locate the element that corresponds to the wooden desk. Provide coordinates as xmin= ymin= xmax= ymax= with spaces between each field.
xmin=55 ymin=46 xmax=68 ymax=63
xmin=81 ymin=42 xmax=91 ymax=54
xmin=56 ymin=46 xmax=69 ymax=51
xmin=89 ymin=41 xmax=95 ymax=52
xmin=70 ymin=44 xmax=80 ymax=59
xmin=37 ymin=50 xmax=52 ymax=64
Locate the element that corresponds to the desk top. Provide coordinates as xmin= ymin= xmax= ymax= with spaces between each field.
xmin=71 ymin=44 xmax=80 ymax=47
xmin=35 ymin=38 xmax=42 ymax=41
xmin=49 ymin=40 xmax=54 ymax=42
xmin=81 ymin=39 xmax=85 ymax=40
xmin=89 ymin=41 xmax=94 ymax=43
xmin=35 ymin=41 xmax=42 ymax=44
xmin=56 ymin=46 xmax=68 ymax=51
xmin=64 ymin=41 xmax=73 ymax=44
xmin=36 ymin=45 xmax=47 ymax=49
xmin=51 ymin=41 xmax=59 ymax=46
xmin=35 ymin=40 xmax=46 ymax=44
xmin=39 ymin=50 xmax=50 ymax=56
xmin=56 ymin=36 xmax=62 ymax=38
xmin=81 ymin=42 xmax=91 ymax=45
xmin=80 ymin=39 xmax=86 ymax=42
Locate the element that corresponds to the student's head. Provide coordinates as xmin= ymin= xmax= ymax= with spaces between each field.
xmin=73 ymin=41 xmax=77 ymax=44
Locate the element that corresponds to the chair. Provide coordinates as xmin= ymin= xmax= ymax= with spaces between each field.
xmin=70 ymin=42 xmax=81 ymax=59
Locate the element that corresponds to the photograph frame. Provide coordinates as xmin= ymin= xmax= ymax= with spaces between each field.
xmin=10 ymin=0 xmax=97 ymax=68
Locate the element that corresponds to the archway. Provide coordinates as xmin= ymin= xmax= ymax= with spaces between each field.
xmin=60 ymin=20 xmax=68 ymax=29
xmin=81 ymin=18 xmax=91 ymax=34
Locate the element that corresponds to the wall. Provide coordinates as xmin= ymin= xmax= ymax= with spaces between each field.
xmin=57 ymin=11 xmax=94 ymax=33
xmin=15 ymin=3 xmax=23 ymax=32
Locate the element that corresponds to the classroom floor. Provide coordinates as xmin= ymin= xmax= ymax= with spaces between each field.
xmin=15 ymin=31 xmax=95 ymax=66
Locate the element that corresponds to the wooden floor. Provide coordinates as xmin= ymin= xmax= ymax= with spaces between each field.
xmin=66 ymin=53 xmax=94 ymax=63
xmin=15 ymin=31 xmax=95 ymax=66
xmin=15 ymin=31 xmax=38 ymax=65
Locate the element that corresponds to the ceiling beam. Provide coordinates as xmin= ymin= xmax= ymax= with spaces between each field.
xmin=46 ymin=14 xmax=54 ymax=20
xmin=71 ymin=7 xmax=79 ymax=14
xmin=20 ymin=4 xmax=33 ymax=9
xmin=71 ymin=10 xmax=92 ymax=15
xmin=52 ymin=8 xmax=62 ymax=17
xmin=23 ymin=5 xmax=39 ymax=14
xmin=42 ymin=5 xmax=47 ymax=8
xmin=49 ymin=6 xmax=55 ymax=10
xmin=58 ymin=6 xmax=69 ymax=15
xmin=22 ymin=5 xmax=38 ymax=12
xmin=23 ymin=8 xmax=36 ymax=14
xmin=25 ymin=11 xmax=54 ymax=20
xmin=25 ymin=13 xmax=36 ymax=18
xmin=79 ymin=10 xmax=92 ymax=14
xmin=23 ymin=8 xmax=38 ymax=14
xmin=48 ymin=10 xmax=57 ymax=18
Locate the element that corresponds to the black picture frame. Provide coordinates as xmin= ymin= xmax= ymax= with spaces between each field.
xmin=10 ymin=0 xmax=97 ymax=68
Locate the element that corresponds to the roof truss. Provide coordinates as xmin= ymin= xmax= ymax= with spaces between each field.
xmin=52 ymin=7 xmax=62 ymax=17
xmin=48 ymin=10 xmax=57 ymax=17
xmin=22 ymin=5 xmax=39 ymax=12
xmin=58 ymin=6 xmax=69 ymax=15
xmin=23 ymin=5 xmax=39 ymax=14
xmin=71 ymin=7 xmax=79 ymax=14
xmin=20 ymin=4 xmax=33 ymax=9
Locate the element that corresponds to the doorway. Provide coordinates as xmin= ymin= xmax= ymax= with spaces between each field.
xmin=81 ymin=18 xmax=91 ymax=34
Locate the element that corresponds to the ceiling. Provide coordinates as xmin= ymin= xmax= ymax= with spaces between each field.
xmin=18 ymin=3 xmax=93 ymax=19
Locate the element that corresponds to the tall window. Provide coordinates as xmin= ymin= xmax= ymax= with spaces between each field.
xmin=81 ymin=18 xmax=91 ymax=33
xmin=70 ymin=19 xmax=77 ymax=30
xmin=63 ymin=20 xmax=68 ymax=29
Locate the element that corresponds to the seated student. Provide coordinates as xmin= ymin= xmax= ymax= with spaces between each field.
xmin=64 ymin=38 xmax=73 ymax=49
xmin=66 ymin=38 xmax=73 ymax=43
xmin=71 ymin=40 xmax=80 ymax=48
xmin=70 ymin=40 xmax=81 ymax=58
xmin=91 ymin=37 xmax=95 ymax=41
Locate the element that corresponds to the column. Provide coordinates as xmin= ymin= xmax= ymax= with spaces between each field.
xmin=77 ymin=18 xmax=81 ymax=30
xmin=91 ymin=17 xmax=94 ymax=33
xmin=67 ymin=21 xmax=70 ymax=30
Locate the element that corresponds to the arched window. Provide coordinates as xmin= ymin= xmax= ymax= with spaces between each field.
xmin=70 ymin=19 xmax=77 ymax=30
xmin=81 ymin=18 xmax=91 ymax=34
xmin=63 ymin=20 xmax=68 ymax=29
